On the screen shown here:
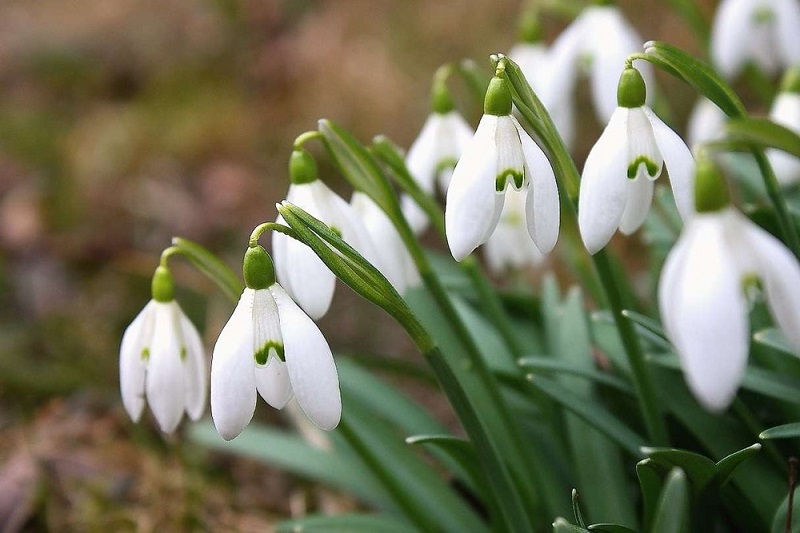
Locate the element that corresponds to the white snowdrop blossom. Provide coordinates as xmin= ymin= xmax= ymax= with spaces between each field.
xmin=578 ymin=68 xmax=695 ymax=254
xmin=484 ymin=187 xmax=544 ymax=274
xmin=351 ymin=192 xmax=420 ymax=293
xmin=120 ymin=267 xmax=207 ymax=434
xmin=659 ymin=207 xmax=800 ymax=411
xmin=402 ymin=110 xmax=474 ymax=234
xmin=710 ymin=0 xmax=800 ymax=79
xmin=211 ymin=246 xmax=341 ymax=441
xmin=546 ymin=4 xmax=653 ymax=124
xmin=687 ymin=97 xmax=728 ymax=148
xmin=445 ymin=76 xmax=560 ymax=262
xmin=767 ymin=90 xmax=800 ymax=185
xmin=273 ymin=150 xmax=382 ymax=320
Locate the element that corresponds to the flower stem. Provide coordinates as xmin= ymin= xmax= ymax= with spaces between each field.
xmin=753 ymin=150 xmax=800 ymax=259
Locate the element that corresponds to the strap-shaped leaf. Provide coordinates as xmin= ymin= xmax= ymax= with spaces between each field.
xmin=651 ymin=468 xmax=689 ymax=533
xmin=277 ymin=513 xmax=417 ymax=533
xmin=715 ymin=443 xmax=761 ymax=486
xmin=405 ymin=434 xmax=484 ymax=497
xmin=760 ymin=422 xmax=800 ymax=440
xmin=637 ymin=459 xmax=664 ymax=530
xmin=641 ymin=447 xmax=716 ymax=492
xmin=726 ymin=117 xmax=800 ymax=158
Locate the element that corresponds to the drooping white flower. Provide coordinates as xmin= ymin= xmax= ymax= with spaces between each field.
xmin=767 ymin=86 xmax=800 ymax=185
xmin=710 ymin=0 xmax=800 ymax=79
xmin=445 ymin=76 xmax=560 ymax=262
xmin=687 ymin=97 xmax=727 ymax=148
xmin=273 ymin=150 xmax=382 ymax=320
xmin=659 ymin=206 xmax=800 ymax=411
xmin=402 ymin=110 xmax=474 ymax=234
xmin=351 ymin=192 xmax=419 ymax=294
xmin=484 ymin=187 xmax=545 ymax=274
xmin=546 ymin=4 xmax=653 ymax=124
xmin=211 ymin=246 xmax=340 ymax=441
xmin=578 ymin=68 xmax=695 ymax=254
xmin=120 ymin=267 xmax=206 ymax=434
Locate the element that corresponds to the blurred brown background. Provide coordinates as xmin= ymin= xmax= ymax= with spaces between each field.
xmin=0 ymin=0 xmax=712 ymax=530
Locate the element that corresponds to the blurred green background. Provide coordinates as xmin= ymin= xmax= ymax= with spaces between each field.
xmin=0 ymin=0 xmax=715 ymax=530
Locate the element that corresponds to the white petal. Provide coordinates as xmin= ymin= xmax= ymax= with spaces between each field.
xmin=145 ymin=302 xmax=187 ymax=433
xmin=518 ymin=122 xmax=560 ymax=254
xmin=711 ymin=0 xmax=754 ymax=78
xmin=646 ymin=107 xmax=696 ymax=220
xmin=119 ymin=300 xmax=156 ymax=422
xmin=495 ymin=116 xmax=527 ymax=188
xmin=660 ymin=214 xmax=749 ymax=411
xmin=775 ymin=0 xmax=800 ymax=67
xmin=445 ymin=115 xmax=504 ymax=261
xmin=406 ymin=114 xmax=443 ymax=194
xmin=485 ymin=188 xmax=544 ymax=273
xmin=743 ymin=218 xmax=800 ymax=352
xmin=687 ymin=97 xmax=727 ymax=148
xmin=211 ymin=289 xmax=258 ymax=440
xmin=400 ymin=194 xmax=430 ymax=235
xmin=178 ymin=306 xmax=207 ymax=421
xmin=626 ymin=107 xmax=663 ymax=181
xmin=618 ymin=177 xmax=654 ymax=235
xmin=578 ymin=108 xmax=630 ymax=254
xmin=255 ymin=358 xmax=293 ymax=409
xmin=271 ymin=284 xmax=341 ymax=431
xmin=769 ymin=93 xmax=800 ymax=185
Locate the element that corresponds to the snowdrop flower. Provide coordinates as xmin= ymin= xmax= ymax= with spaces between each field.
xmin=687 ymin=97 xmax=727 ymax=148
xmin=659 ymin=159 xmax=800 ymax=411
xmin=273 ymin=149 xmax=383 ymax=319
xmin=546 ymin=2 xmax=653 ymax=124
xmin=710 ymin=0 xmax=800 ymax=79
xmin=211 ymin=245 xmax=341 ymax=440
xmin=120 ymin=266 xmax=206 ymax=433
xmin=767 ymin=68 xmax=800 ymax=185
xmin=484 ymin=187 xmax=545 ymax=274
xmin=445 ymin=74 xmax=560 ymax=262
xmin=351 ymin=192 xmax=419 ymax=293
xmin=402 ymin=82 xmax=474 ymax=234
xmin=578 ymin=67 xmax=695 ymax=254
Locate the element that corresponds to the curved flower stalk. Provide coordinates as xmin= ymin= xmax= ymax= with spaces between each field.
xmin=687 ymin=97 xmax=727 ymax=148
xmin=484 ymin=187 xmax=544 ymax=274
xmin=710 ymin=0 xmax=800 ymax=79
xmin=351 ymin=191 xmax=420 ymax=293
xmin=445 ymin=74 xmax=560 ymax=262
xmin=659 ymin=159 xmax=800 ymax=411
xmin=211 ymin=245 xmax=341 ymax=441
xmin=402 ymin=75 xmax=474 ymax=234
xmin=767 ymin=70 xmax=800 ymax=185
xmin=273 ymin=149 xmax=383 ymax=319
xmin=120 ymin=265 xmax=207 ymax=433
xmin=578 ymin=67 xmax=695 ymax=254
xmin=546 ymin=2 xmax=653 ymax=124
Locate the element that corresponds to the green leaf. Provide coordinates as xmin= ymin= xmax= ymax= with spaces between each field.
xmin=726 ymin=117 xmax=800 ymax=159
xmin=339 ymin=393 xmax=487 ymax=533
xmin=588 ymin=524 xmax=639 ymax=533
xmin=170 ymin=237 xmax=242 ymax=302
xmin=526 ymin=375 xmax=646 ymax=456
xmin=636 ymin=459 xmax=663 ymax=531
xmin=517 ymin=356 xmax=633 ymax=394
xmin=641 ymin=447 xmax=716 ymax=491
xmin=760 ymin=422 xmax=800 ymax=440
xmin=317 ymin=119 xmax=400 ymax=222
xmin=754 ymin=327 xmax=796 ymax=356
xmin=276 ymin=513 xmax=417 ymax=533
xmin=715 ymin=444 xmax=761 ymax=486
xmin=405 ymin=435 xmax=484 ymax=497
xmin=771 ymin=488 xmax=800 ymax=533
xmin=651 ymin=468 xmax=689 ymax=533
xmin=188 ymin=421 xmax=392 ymax=510
xmin=643 ymin=41 xmax=745 ymax=118
xmin=553 ymin=517 xmax=592 ymax=533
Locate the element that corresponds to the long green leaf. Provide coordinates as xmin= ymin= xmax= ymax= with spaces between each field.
xmin=641 ymin=447 xmax=716 ymax=492
xmin=188 ymin=421 xmax=392 ymax=510
xmin=518 ymin=356 xmax=633 ymax=394
xmin=651 ymin=468 xmax=689 ymax=533
xmin=277 ymin=513 xmax=416 ymax=533
xmin=726 ymin=117 xmax=800 ymax=158
xmin=760 ymin=422 xmax=800 ymax=440
xmin=715 ymin=444 xmax=762 ymax=486
xmin=637 ymin=459 xmax=664 ymax=531
xmin=405 ymin=435 xmax=484 ymax=497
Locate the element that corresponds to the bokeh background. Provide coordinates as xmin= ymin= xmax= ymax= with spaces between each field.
xmin=0 ymin=0 xmax=719 ymax=530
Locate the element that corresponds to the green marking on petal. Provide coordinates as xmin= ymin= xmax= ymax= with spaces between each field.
xmin=627 ymin=156 xmax=659 ymax=179
xmin=180 ymin=346 xmax=187 ymax=361
xmin=435 ymin=157 xmax=458 ymax=174
xmin=141 ymin=348 xmax=150 ymax=362
xmin=753 ymin=6 xmax=775 ymax=24
xmin=254 ymin=341 xmax=285 ymax=365
xmin=496 ymin=169 xmax=525 ymax=192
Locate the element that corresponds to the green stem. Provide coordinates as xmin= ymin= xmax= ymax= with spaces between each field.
xmin=753 ymin=150 xmax=800 ymax=259
xmin=462 ymin=257 xmax=527 ymax=359
xmin=593 ymin=249 xmax=668 ymax=445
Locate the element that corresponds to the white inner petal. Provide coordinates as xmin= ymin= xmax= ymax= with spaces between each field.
xmin=626 ymin=107 xmax=664 ymax=181
xmin=251 ymin=289 xmax=284 ymax=366
xmin=494 ymin=116 xmax=526 ymax=191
